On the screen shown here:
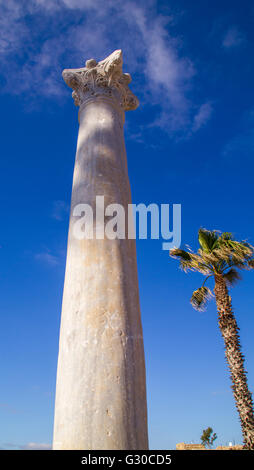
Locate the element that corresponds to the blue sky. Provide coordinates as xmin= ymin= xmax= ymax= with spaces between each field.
xmin=0 ymin=0 xmax=254 ymax=450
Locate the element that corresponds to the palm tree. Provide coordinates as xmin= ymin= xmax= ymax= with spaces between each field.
xmin=170 ymin=229 xmax=254 ymax=449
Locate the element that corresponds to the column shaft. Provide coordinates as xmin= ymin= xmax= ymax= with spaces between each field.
xmin=53 ymin=97 xmax=148 ymax=450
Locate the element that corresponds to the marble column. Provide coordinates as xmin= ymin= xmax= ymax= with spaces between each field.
xmin=53 ymin=50 xmax=148 ymax=450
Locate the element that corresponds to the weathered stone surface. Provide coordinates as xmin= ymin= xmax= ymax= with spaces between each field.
xmin=176 ymin=442 xmax=244 ymax=450
xmin=53 ymin=50 xmax=148 ymax=450
xmin=176 ymin=443 xmax=206 ymax=450
xmin=62 ymin=49 xmax=139 ymax=111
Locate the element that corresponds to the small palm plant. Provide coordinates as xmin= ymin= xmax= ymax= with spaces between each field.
xmin=170 ymin=229 xmax=254 ymax=449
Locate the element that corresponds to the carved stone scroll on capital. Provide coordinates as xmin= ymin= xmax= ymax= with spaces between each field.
xmin=62 ymin=50 xmax=139 ymax=111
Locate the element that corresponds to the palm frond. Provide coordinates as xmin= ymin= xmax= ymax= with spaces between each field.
xmin=198 ymin=228 xmax=219 ymax=253
xmin=247 ymin=259 xmax=254 ymax=269
xmin=215 ymin=236 xmax=254 ymax=272
xmin=219 ymin=238 xmax=253 ymax=258
xmin=170 ymin=248 xmax=192 ymax=261
xmin=198 ymin=249 xmax=221 ymax=265
xmin=190 ymin=286 xmax=213 ymax=311
xmin=170 ymin=230 xmax=254 ymax=282
xmin=213 ymin=246 xmax=233 ymax=263
xmin=170 ymin=248 xmax=193 ymax=273
xmin=170 ymin=247 xmax=213 ymax=274
xmin=182 ymin=253 xmax=211 ymax=274
xmin=223 ymin=268 xmax=242 ymax=286
xmin=219 ymin=232 xmax=233 ymax=241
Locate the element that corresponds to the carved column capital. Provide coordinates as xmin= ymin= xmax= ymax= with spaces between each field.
xmin=62 ymin=50 xmax=139 ymax=112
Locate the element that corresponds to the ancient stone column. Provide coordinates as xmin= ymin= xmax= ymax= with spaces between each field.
xmin=53 ymin=50 xmax=148 ymax=450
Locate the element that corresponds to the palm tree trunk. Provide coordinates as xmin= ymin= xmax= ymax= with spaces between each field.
xmin=214 ymin=274 xmax=254 ymax=449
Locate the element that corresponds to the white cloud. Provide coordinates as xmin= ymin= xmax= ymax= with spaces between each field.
xmin=120 ymin=5 xmax=196 ymax=132
xmin=192 ymin=102 xmax=213 ymax=133
xmin=19 ymin=442 xmax=52 ymax=450
xmin=2 ymin=441 xmax=51 ymax=450
xmin=222 ymin=26 xmax=245 ymax=49
xmin=0 ymin=402 xmax=18 ymax=414
xmin=0 ymin=0 xmax=212 ymax=135
xmin=0 ymin=1 xmax=28 ymax=55
xmin=223 ymin=129 xmax=254 ymax=158
xmin=34 ymin=251 xmax=59 ymax=266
